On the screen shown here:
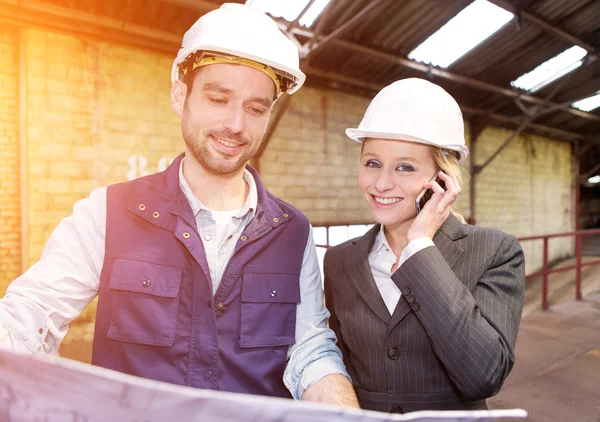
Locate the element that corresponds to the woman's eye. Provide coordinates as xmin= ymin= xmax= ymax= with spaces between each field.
xmin=396 ymin=164 xmax=415 ymax=172
xmin=209 ymin=98 xmax=226 ymax=105
xmin=365 ymin=160 xmax=381 ymax=168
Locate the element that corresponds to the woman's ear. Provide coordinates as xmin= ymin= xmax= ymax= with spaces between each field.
xmin=171 ymin=79 xmax=187 ymax=117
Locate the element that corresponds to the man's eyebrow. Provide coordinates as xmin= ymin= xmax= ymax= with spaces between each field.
xmin=202 ymin=83 xmax=234 ymax=95
xmin=203 ymin=83 xmax=273 ymax=108
xmin=248 ymin=97 xmax=273 ymax=108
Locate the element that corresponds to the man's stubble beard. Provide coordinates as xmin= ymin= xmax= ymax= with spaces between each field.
xmin=181 ymin=108 xmax=260 ymax=176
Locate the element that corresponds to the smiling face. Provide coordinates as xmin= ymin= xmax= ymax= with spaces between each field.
xmin=172 ymin=62 xmax=276 ymax=176
xmin=359 ymin=138 xmax=438 ymax=231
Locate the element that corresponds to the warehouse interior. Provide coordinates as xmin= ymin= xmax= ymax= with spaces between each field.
xmin=0 ymin=0 xmax=599 ymax=420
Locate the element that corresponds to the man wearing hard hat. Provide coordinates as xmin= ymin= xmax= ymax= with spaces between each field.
xmin=0 ymin=4 xmax=359 ymax=407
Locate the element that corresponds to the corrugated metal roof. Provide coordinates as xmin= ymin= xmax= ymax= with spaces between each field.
xmin=303 ymin=0 xmax=600 ymax=139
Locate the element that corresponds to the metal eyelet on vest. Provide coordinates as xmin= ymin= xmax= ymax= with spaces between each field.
xmin=142 ymin=279 xmax=151 ymax=288
xmin=283 ymin=213 xmax=288 ymax=218
xmin=273 ymin=218 xmax=279 ymax=223
xmin=152 ymin=212 xmax=160 ymax=219
xmin=241 ymin=235 xmax=247 ymax=241
xmin=138 ymin=204 xmax=146 ymax=211
xmin=183 ymin=232 xmax=191 ymax=239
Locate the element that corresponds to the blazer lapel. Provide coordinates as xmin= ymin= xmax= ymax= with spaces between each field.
xmin=388 ymin=297 xmax=412 ymax=334
xmin=433 ymin=213 xmax=467 ymax=269
xmin=388 ymin=214 xmax=467 ymax=331
xmin=343 ymin=225 xmax=391 ymax=324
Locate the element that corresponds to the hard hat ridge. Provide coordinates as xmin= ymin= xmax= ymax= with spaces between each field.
xmin=346 ymin=78 xmax=469 ymax=163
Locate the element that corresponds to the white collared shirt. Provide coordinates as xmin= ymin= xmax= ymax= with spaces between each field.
xmin=368 ymin=226 xmax=434 ymax=314
xmin=178 ymin=160 xmax=257 ymax=295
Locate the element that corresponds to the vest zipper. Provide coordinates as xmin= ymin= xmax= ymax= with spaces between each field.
xmin=213 ymin=225 xmax=273 ymax=300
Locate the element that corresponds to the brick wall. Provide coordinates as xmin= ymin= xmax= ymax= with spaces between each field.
xmin=0 ymin=27 xmax=20 ymax=295
xmin=473 ymin=127 xmax=574 ymax=273
xmin=25 ymin=29 xmax=182 ymax=265
xmin=260 ymin=87 xmax=372 ymax=224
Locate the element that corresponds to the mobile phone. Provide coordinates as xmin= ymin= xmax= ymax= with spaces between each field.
xmin=415 ymin=172 xmax=446 ymax=214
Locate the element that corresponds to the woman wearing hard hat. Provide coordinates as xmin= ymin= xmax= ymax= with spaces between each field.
xmin=323 ymin=78 xmax=525 ymax=413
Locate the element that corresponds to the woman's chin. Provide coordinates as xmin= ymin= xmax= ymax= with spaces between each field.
xmin=371 ymin=209 xmax=412 ymax=228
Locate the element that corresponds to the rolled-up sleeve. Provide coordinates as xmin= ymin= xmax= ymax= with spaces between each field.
xmin=0 ymin=187 xmax=107 ymax=354
xmin=283 ymin=225 xmax=351 ymax=400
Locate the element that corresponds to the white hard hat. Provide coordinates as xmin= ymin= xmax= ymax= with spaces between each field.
xmin=171 ymin=3 xmax=306 ymax=96
xmin=346 ymin=78 xmax=469 ymax=164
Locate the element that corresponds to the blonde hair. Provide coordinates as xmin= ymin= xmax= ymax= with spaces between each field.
xmin=429 ymin=146 xmax=466 ymax=223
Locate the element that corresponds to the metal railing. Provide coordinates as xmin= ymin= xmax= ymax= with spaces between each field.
xmin=314 ymin=225 xmax=600 ymax=312
xmin=517 ymin=228 xmax=600 ymax=310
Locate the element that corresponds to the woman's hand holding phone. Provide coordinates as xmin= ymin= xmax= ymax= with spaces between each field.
xmin=407 ymin=170 xmax=461 ymax=242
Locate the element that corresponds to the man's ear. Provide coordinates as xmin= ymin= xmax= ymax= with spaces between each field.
xmin=171 ymin=79 xmax=187 ymax=117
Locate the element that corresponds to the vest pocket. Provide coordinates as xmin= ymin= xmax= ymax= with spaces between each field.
xmin=239 ymin=273 xmax=301 ymax=348
xmin=106 ymin=259 xmax=183 ymax=347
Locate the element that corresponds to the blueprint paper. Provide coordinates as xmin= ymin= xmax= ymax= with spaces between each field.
xmin=0 ymin=348 xmax=526 ymax=421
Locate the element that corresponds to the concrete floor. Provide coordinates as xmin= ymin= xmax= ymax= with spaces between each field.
xmin=489 ymin=291 xmax=600 ymax=422
xmin=489 ymin=222 xmax=600 ymax=422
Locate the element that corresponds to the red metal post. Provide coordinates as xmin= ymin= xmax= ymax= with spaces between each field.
xmin=542 ymin=237 xmax=549 ymax=311
xmin=574 ymin=141 xmax=582 ymax=301
xmin=576 ymin=234 xmax=583 ymax=300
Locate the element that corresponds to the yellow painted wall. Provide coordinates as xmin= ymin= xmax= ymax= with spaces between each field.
xmin=24 ymin=29 xmax=182 ymax=265
xmin=474 ymin=127 xmax=574 ymax=274
xmin=0 ymin=27 xmax=20 ymax=296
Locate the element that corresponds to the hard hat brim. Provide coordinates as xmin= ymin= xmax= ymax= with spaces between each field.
xmin=172 ymin=46 xmax=306 ymax=95
xmin=345 ymin=128 xmax=468 ymax=164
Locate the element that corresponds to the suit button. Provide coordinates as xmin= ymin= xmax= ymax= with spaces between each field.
xmin=391 ymin=406 xmax=404 ymax=413
xmin=205 ymin=370 xmax=213 ymax=379
xmin=411 ymin=302 xmax=421 ymax=312
xmin=401 ymin=287 xmax=411 ymax=296
xmin=388 ymin=347 xmax=400 ymax=360
xmin=406 ymin=295 xmax=415 ymax=303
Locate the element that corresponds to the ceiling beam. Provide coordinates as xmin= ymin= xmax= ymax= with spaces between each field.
xmin=488 ymin=0 xmax=597 ymax=54
xmin=304 ymin=0 xmax=387 ymax=59
xmin=287 ymin=0 xmax=318 ymax=34
xmin=283 ymin=23 xmax=600 ymax=123
xmin=0 ymin=0 xmax=180 ymax=54
xmin=306 ymin=67 xmax=589 ymax=141
xmin=157 ymin=0 xmax=220 ymax=13
xmin=331 ymin=39 xmax=600 ymax=122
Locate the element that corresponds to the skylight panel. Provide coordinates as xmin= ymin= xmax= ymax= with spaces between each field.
xmin=571 ymin=90 xmax=600 ymax=112
xmin=511 ymin=46 xmax=588 ymax=92
xmin=407 ymin=0 xmax=514 ymax=68
xmin=246 ymin=0 xmax=331 ymax=28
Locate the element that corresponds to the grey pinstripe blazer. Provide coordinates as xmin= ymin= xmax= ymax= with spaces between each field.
xmin=324 ymin=214 xmax=525 ymax=414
